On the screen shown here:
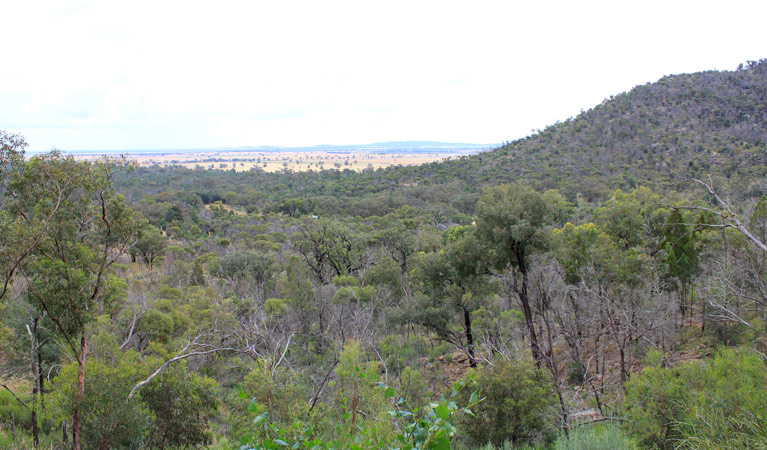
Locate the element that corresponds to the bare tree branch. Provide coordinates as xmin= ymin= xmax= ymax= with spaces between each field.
xmin=127 ymin=336 xmax=240 ymax=399
xmin=120 ymin=309 xmax=141 ymax=350
xmin=271 ymin=333 xmax=293 ymax=376
xmin=0 ymin=384 xmax=30 ymax=409
xmin=683 ymin=177 xmax=767 ymax=253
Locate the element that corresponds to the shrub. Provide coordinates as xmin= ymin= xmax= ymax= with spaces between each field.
xmin=625 ymin=348 xmax=767 ymax=449
xmin=50 ymin=358 xmax=152 ymax=450
xmin=456 ymin=358 xmax=556 ymax=447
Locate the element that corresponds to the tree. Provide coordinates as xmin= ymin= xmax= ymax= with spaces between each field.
xmin=475 ymin=184 xmax=570 ymax=363
xmin=129 ymin=224 xmax=167 ymax=269
xmin=662 ymin=209 xmax=701 ymax=325
xmin=3 ymin=150 xmax=142 ymax=450
xmin=278 ymin=198 xmax=305 ymax=217
xmin=686 ymin=178 xmax=767 ymax=253
xmin=294 ymin=219 xmax=369 ymax=285
xmin=213 ymin=250 xmax=272 ymax=304
xmin=0 ymin=132 xmax=63 ymax=302
xmin=408 ymin=228 xmax=492 ymax=367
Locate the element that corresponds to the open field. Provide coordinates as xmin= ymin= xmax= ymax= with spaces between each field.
xmin=64 ymin=146 xmax=488 ymax=173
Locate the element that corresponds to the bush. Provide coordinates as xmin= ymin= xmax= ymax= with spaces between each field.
xmin=228 ymin=359 xmax=310 ymax=440
xmin=625 ymin=348 xmax=767 ymax=449
xmin=51 ymin=357 xmax=152 ymax=450
xmin=141 ymin=361 xmax=218 ymax=449
xmin=456 ymin=358 xmax=556 ymax=448
xmin=623 ymin=357 xmax=689 ymax=448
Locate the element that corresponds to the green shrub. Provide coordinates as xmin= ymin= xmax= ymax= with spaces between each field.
xmin=456 ymin=358 xmax=556 ymax=448
xmin=50 ymin=357 xmax=152 ymax=450
xmin=625 ymin=348 xmax=767 ymax=450
xmin=623 ymin=359 xmax=689 ymax=448
xmin=141 ymin=361 xmax=218 ymax=449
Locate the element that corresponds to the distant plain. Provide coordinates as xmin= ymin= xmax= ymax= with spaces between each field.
xmin=61 ymin=143 xmax=489 ymax=173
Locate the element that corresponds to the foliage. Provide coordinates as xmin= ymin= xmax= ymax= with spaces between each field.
xmin=243 ymin=379 xmax=479 ymax=450
xmin=230 ymin=359 xmax=309 ymax=439
xmin=456 ymin=359 xmax=556 ymax=448
xmin=624 ymin=348 xmax=767 ymax=450
xmin=475 ymin=184 xmax=570 ymax=272
xmin=130 ymin=224 xmax=167 ymax=269
xmin=50 ymin=358 xmax=153 ymax=450
xmin=4 ymin=62 xmax=767 ymax=448
xmin=141 ymin=361 xmax=218 ymax=449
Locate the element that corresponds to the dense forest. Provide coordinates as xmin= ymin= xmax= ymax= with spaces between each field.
xmin=2 ymin=60 xmax=767 ymax=450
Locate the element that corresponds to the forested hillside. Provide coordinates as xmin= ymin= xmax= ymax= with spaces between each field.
xmin=417 ymin=59 xmax=767 ymax=198
xmin=114 ymin=60 xmax=767 ymax=219
xmin=2 ymin=61 xmax=767 ymax=450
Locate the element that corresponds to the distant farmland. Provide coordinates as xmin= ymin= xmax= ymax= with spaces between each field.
xmin=58 ymin=142 xmax=491 ymax=173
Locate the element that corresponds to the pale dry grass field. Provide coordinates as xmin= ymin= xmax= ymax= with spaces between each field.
xmin=70 ymin=150 xmax=474 ymax=173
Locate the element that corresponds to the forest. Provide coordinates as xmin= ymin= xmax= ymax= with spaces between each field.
xmin=1 ymin=60 xmax=767 ymax=450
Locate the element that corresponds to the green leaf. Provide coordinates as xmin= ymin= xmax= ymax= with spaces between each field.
xmin=434 ymin=404 xmax=449 ymax=420
xmin=253 ymin=412 xmax=269 ymax=426
xmin=430 ymin=435 xmax=451 ymax=450
xmin=384 ymin=386 xmax=396 ymax=398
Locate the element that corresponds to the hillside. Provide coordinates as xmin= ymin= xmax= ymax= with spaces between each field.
xmin=402 ymin=59 xmax=767 ymax=200
xmin=114 ymin=60 xmax=767 ymax=217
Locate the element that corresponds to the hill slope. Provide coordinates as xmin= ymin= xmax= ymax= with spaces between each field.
xmin=399 ymin=60 xmax=767 ymax=200
xmin=115 ymin=60 xmax=767 ymax=215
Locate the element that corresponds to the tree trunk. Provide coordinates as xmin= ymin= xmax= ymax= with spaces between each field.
xmin=462 ymin=306 xmax=477 ymax=368
xmin=29 ymin=319 xmax=39 ymax=447
xmin=72 ymin=335 xmax=87 ymax=450
xmin=619 ymin=346 xmax=627 ymax=386
xmin=98 ymin=434 xmax=109 ymax=450
xmin=516 ymin=254 xmax=543 ymax=364
xmin=678 ymin=288 xmax=686 ymax=329
xmin=589 ymin=378 xmax=604 ymax=414
xmin=38 ymin=347 xmax=45 ymax=413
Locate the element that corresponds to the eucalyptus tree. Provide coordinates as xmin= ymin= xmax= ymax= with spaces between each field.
xmin=129 ymin=224 xmax=167 ymax=269
xmin=407 ymin=227 xmax=493 ymax=367
xmin=475 ymin=184 xmax=570 ymax=363
xmin=1 ymin=145 xmax=142 ymax=450
xmin=294 ymin=218 xmax=370 ymax=285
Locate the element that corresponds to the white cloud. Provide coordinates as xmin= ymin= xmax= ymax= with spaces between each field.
xmin=2 ymin=0 xmax=766 ymax=151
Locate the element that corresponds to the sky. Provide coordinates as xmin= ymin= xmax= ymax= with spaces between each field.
xmin=2 ymin=0 xmax=766 ymax=152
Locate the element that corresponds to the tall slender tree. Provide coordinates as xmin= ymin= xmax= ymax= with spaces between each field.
xmin=2 ymin=146 xmax=141 ymax=450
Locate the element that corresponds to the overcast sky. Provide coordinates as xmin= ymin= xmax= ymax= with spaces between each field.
xmin=2 ymin=0 xmax=766 ymax=152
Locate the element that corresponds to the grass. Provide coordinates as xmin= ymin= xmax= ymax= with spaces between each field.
xmin=554 ymin=423 xmax=637 ymax=450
